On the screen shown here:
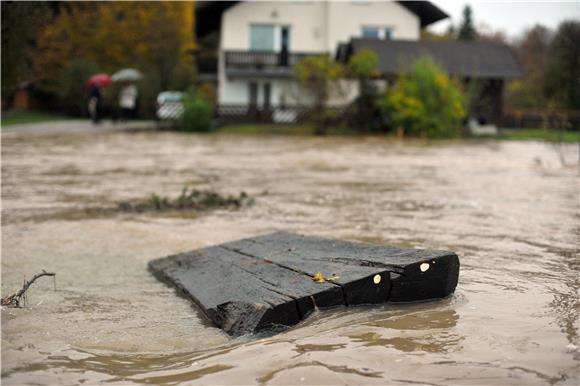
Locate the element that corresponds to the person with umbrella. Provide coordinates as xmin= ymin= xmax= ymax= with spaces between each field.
xmin=86 ymin=74 xmax=111 ymax=124
xmin=112 ymin=69 xmax=142 ymax=120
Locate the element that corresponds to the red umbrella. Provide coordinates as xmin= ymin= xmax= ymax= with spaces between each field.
xmin=86 ymin=73 xmax=112 ymax=89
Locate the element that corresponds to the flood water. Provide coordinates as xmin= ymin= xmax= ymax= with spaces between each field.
xmin=1 ymin=130 xmax=578 ymax=385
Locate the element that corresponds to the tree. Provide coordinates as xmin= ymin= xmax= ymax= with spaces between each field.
xmin=543 ymin=20 xmax=580 ymax=110
xmin=476 ymin=22 xmax=508 ymax=44
xmin=421 ymin=29 xmax=455 ymax=41
xmin=457 ymin=5 xmax=476 ymax=41
xmin=33 ymin=2 xmax=196 ymax=115
xmin=295 ymin=55 xmax=344 ymax=135
xmin=346 ymin=49 xmax=380 ymax=131
xmin=381 ymin=57 xmax=465 ymax=138
xmin=517 ymin=25 xmax=552 ymax=75
xmin=505 ymin=24 xmax=553 ymax=108
xmin=1 ymin=1 xmax=51 ymax=105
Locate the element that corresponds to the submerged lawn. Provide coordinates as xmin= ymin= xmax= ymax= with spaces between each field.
xmin=2 ymin=114 xmax=577 ymax=143
xmin=1 ymin=109 xmax=73 ymax=126
xmin=218 ymin=124 xmax=580 ymax=143
xmin=499 ymin=128 xmax=580 ymax=143
xmin=218 ymin=123 xmax=318 ymax=135
xmin=217 ymin=123 xmax=361 ymax=136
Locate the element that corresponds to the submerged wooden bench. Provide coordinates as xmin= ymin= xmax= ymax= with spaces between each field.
xmin=149 ymin=232 xmax=460 ymax=336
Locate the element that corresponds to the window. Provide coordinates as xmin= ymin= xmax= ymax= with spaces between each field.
xmin=250 ymin=24 xmax=275 ymax=51
xmin=361 ymin=26 xmax=380 ymax=39
xmin=250 ymin=24 xmax=291 ymax=52
xmin=361 ymin=26 xmax=395 ymax=40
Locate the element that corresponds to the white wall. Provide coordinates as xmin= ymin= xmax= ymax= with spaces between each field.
xmin=220 ymin=1 xmax=327 ymax=52
xmin=220 ymin=78 xmax=248 ymax=105
xmin=219 ymin=1 xmax=328 ymax=104
xmin=218 ymin=1 xmax=421 ymax=106
xmin=327 ymin=1 xmax=420 ymax=50
xmin=220 ymin=78 xmax=314 ymax=107
xmin=221 ymin=1 xmax=421 ymax=53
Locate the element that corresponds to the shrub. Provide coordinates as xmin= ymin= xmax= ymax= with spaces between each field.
xmin=180 ymin=92 xmax=214 ymax=132
xmin=381 ymin=56 xmax=465 ymax=138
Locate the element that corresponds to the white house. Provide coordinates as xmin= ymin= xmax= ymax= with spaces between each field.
xmin=196 ymin=1 xmax=448 ymax=116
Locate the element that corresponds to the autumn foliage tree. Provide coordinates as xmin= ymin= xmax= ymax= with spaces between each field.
xmin=506 ymin=20 xmax=579 ymax=111
xmin=505 ymin=25 xmax=552 ymax=109
xmin=33 ymin=2 xmax=196 ymax=115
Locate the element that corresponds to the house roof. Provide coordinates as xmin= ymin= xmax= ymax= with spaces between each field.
xmin=346 ymin=38 xmax=523 ymax=79
xmin=396 ymin=1 xmax=448 ymax=28
xmin=196 ymin=1 xmax=449 ymax=38
xmin=196 ymin=1 xmax=238 ymax=38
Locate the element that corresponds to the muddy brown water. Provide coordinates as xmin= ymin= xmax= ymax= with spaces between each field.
xmin=1 ymin=131 xmax=578 ymax=385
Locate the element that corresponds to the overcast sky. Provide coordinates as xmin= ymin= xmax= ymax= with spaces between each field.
xmin=427 ymin=1 xmax=580 ymax=40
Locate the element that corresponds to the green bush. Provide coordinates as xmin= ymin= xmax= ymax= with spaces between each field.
xmin=180 ymin=92 xmax=214 ymax=132
xmin=381 ymin=56 xmax=465 ymax=138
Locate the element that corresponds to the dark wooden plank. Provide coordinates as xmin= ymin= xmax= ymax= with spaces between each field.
xmin=149 ymin=232 xmax=460 ymax=336
xmin=221 ymin=234 xmax=393 ymax=306
xmin=149 ymin=245 xmax=344 ymax=336
xmin=222 ymin=232 xmax=458 ymax=303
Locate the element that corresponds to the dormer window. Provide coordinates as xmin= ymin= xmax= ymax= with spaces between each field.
xmin=361 ymin=26 xmax=394 ymax=40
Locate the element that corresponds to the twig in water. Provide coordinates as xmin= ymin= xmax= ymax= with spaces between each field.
xmin=1 ymin=270 xmax=56 ymax=308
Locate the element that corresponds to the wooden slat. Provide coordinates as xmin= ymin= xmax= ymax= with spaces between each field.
xmin=149 ymin=245 xmax=344 ymax=336
xmin=149 ymin=232 xmax=460 ymax=336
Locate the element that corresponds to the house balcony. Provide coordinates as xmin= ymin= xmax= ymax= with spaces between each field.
xmin=224 ymin=50 xmax=326 ymax=79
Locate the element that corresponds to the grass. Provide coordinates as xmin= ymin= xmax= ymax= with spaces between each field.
xmin=217 ymin=123 xmax=316 ymax=135
xmin=218 ymin=124 xmax=580 ymax=143
xmin=216 ymin=123 xmax=361 ymax=136
xmin=499 ymin=128 xmax=580 ymax=143
xmin=1 ymin=109 xmax=73 ymax=126
xmin=5 ymin=110 xmax=576 ymax=144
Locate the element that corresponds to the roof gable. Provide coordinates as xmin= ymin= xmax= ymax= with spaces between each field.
xmin=196 ymin=1 xmax=448 ymax=38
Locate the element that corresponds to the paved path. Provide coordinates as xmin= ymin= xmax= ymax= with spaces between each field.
xmin=1 ymin=119 xmax=157 ymax=135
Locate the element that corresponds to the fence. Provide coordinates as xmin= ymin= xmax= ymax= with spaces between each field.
xmin=503 ymin=108 xmax=580 ymax=130
xmin=217 ymin=104 xmax=580 ymax=131
xmin=216 ymin=104 xmax=347 ymax=125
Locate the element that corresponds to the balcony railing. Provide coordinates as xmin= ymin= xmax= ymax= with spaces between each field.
xmin=224 ymin=50 xmax=326 ymax=75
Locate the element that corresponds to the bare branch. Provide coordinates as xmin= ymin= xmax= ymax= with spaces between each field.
xmin=1 ymin=270 xmax=56 ymax=308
